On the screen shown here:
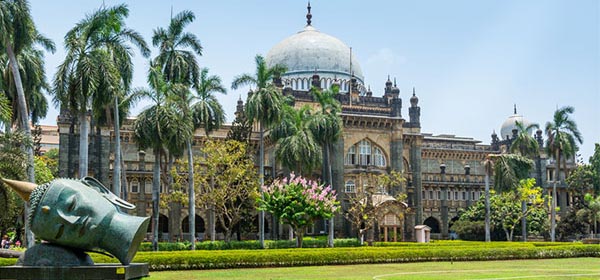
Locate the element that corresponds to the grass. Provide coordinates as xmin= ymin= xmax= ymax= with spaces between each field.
xmin=146 ymin=258 xmax=600 ymax=279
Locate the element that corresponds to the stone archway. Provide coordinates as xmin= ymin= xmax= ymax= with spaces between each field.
xmin=424 ymin=216 xmax=441 ymax=234
xmin=182 ymin=215 xmax=205 ymax=240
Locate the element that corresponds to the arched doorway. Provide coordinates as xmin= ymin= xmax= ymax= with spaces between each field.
xmin=182 ymin=215 xmax=205 ymax=234
xmin=424 ymin=216 xmax=441 ymax=234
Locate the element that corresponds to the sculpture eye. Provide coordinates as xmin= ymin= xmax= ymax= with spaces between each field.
xmin=67 ymin=196 xmax=77 ymax=212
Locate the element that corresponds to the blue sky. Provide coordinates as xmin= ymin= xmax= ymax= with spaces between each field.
xmin=30 ymin=0 xmax=599 ymax=161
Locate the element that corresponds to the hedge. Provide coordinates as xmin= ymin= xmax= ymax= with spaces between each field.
xmin=93 ymin=243 xmax=600 ymax=271
xmin=2 ymin=242 xmax=596 ymax=271
xmin=137 ymin=238 xmax=361 ymax=251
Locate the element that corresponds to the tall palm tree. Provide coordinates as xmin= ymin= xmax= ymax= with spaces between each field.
xmin=509 ymin=120 xmax=540 ymax=241
xmin=510 ymin=121 xmax=540 ymax=158
xmin=231 ymin=54 xmax=286 ymax=247
xmin=1 ymin=47 xmax=53 ymax=128
xmin=54 ymin=4 xmax=143 ymax=178
xmin=271 ymin=104 xmax=321 ymax=174
xmin=82 ymin=4 xmax=150 ymax=197
xmin=483 ymin=153 xmax=533 ymax=241
xmin=133 ymin=65 xmax=192 ymax=251
xmin=545 ymin=106 xmax=583 ymax=242
xmin=173 ymin=67 xmax=226 ymax=248
xmin=1 ymin=0 xmax=55 ymax=247
xmin=309 ymin=85 xmax=342 ymax=247
xmin=152 ymin=10 xmax=202 ymax=86
xmin=0 ymin=0 xmax=54 ymax=181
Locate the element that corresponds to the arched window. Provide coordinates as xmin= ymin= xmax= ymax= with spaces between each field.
xmin=345 ymin=180 xmax=356 ymax=193
xmin=145 ymin=180 xmax=152 ymax=194
xmin=359 ymin=140 xmax=371 ymax=165
xmin=345 ymin=145 xmax=356 ymax=165
xmin=373 ymin=147 xmax=386 ymax=167
xmin=344 ymin=139 xmax=387 ymax=167
xmin=131 ymin=180 xmax=139 ymax=193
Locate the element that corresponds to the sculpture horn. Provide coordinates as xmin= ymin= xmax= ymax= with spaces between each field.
xmin=1 ymin=178 xmax=37 ymax=201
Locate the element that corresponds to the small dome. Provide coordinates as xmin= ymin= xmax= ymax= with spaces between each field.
xmin=500 ymin=106 xmax=532 ymax=140
xmin=265 ymin=25 xmax=364 ymax=85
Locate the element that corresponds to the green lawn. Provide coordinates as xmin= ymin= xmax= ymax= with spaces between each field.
xmin=146 ymin=258 xmax=600 ymax=279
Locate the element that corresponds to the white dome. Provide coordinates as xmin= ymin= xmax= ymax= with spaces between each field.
xmin=265 ymin=25 xmax=364 ymax=85
xmin=500 ymin=112 xmax=532 ymax=140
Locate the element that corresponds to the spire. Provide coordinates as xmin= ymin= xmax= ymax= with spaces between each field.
xmin=514 ymin=104 xmax=517 ymax=114
xmin=412 ymin=87 xmax=416 ymax=96
xmin=393 ymin=77 xmax=397 ymax=87
xmin=306 ymin=2 xmax=312 ymax=26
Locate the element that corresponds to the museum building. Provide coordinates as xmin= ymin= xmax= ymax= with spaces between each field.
xmin=56 ymin=5 xmax=572 ymax=241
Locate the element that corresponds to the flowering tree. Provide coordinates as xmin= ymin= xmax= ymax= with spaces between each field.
xmin=258 ymin=173 xmax=339 ymax=247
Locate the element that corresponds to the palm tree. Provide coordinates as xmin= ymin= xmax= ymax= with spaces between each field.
xmin=54 ymin=4 xmax=146 ymax=178
xmin=81 ymin=4 xmax=150 ymax=197
xmin=309 ymin=85 xmax=342 ymax=247
xmin=1 ymin=0 xmax=55 ymax=247
xmin=174 ymin=67 xmax=226 ymax=248
xmin=271 ymin=104 xmax=321 ymax=174
xmin=1 ymin=47 xmax=53 ymax=128
xmin=483 ymin=153 xmax=533 ymax=241
xmin=152 ymin=10 xmax=202 ymax=86
xmin=545 ymin=106 xmax=583 ymax=242
xmin=231 ymin=54 xmax=286 ymax=247
xmin=508 ymin=120 xmax=540 ymax=241
xmin=0 ymin=0 xmax=54 ymax=181
xmin=133 ymin=65 xmax=192 ymax=251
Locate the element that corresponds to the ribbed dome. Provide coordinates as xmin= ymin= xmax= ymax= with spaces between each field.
xmin=265 ymin=25 xmax=364 ymax=85
xmin=500 ymin=112 xmax=532 ymax=140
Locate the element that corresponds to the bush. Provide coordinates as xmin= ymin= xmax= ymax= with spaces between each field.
xmin=451 ymin=220 xmax=485 ymax=241
xmin=137 ymin=238 xmax=361 ymax=251
xmin=94 ymin=242 xmax=600 ymax=271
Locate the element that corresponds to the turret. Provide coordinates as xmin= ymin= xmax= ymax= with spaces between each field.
xmin=408 ymin=87 xmax=420 ymax=127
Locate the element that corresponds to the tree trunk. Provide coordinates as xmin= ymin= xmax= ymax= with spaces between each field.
xmin=326 ymin=143 xmax=334 ymax=248
xmin=187 ymin=140 xmax=195 ymax=249
xmin=295 ymin=229 xmax=304 ymax=248
xmin=258 ymin=121 xmax=265 ymax=248
xmin=78 ymin=109 xmax=90 ymax=178
xmin=6 ymin=41 xmax=35 ymax=248
xmin=551 ymin=150 xmax=560 ymax=242
xmin=521 ymin=201 xmax=527 ymax=242
xmin=209 ymin=176 xmax=216 ymax=242
xmin=484 ymin=170 xmax=491 ymax=242
xmin=113 ymin=95 xmax=121 ymax=197
xmin=121 ymin=149 xmax=128 ymax=201
xmin=152 ymin=148 xmax=161 ymax=251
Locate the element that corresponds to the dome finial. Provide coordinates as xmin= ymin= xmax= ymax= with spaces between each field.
xmin=412 ymin=86 xmax=416 ymax=96
xmin=514 ymin=104 xmax=517 ymax=114
xmin=306 ymin=1 xmax=312 ymax=26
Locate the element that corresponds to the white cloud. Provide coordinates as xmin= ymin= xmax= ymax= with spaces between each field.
xmin=366 ymin=48 xmax=406 ymax=67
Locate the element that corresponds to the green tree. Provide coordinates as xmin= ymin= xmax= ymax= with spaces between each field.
xmin=545 ymin=106 xmax=583 ymax=241
xmin=509 ymin=121 xmax=540 ymax=158
xmin=258 ymin=173 xmax=338 ymax=248
xmin=0 ymin=0 xmax=54 ymax=181
xmin=580 ymin=194 xmax=600 ymax=235
xmin=493 ymin=178 xmax=543 ymax=241
xmin=174 ymin=68 xmax=226 ymax=247
xmin=590 ymin=143 xmax=600 ymax=194
xmin=231 ymin=54 xmax=286 ymax=247
xmin=195 ymin=140 xmax=258 ymax=242
xmin=0 ymin=131 xmax=28 ymax=239
xmin=133 ymin=65 xmax=192 ymax=251
xmin=566 ymin=165 xmax=595 ymax=206
xmin=53 ymin=4 xmax=146 ymax=178
xmin=483 ymin=153 xmax=533 ymax=241
xmin=271 ymin=104 xmax=321 ymax=174
xmin=152 ymin=10 xmax=202 ymax=86
xmin=309 ymin=85 xmax=342 ymax=246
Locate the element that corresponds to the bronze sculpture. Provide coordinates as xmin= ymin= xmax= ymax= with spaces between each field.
xmin=2 ymin=177 xmax=150 ymax=265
